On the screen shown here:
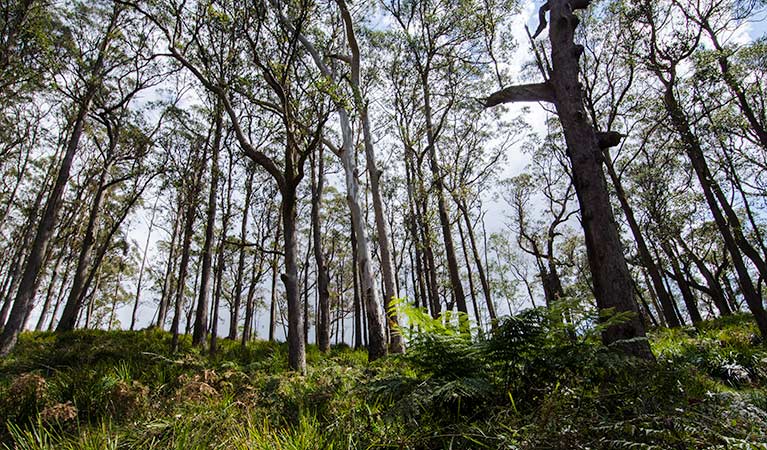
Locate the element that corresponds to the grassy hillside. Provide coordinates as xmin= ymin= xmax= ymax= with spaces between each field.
xmin=2 ymin=312 xmax=767 ymax=449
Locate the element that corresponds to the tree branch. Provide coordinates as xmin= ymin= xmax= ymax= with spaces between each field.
xmin=482 ymin=82 xmax=555 ymax=107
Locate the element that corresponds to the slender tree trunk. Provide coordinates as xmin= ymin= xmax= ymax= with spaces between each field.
xmin=302 ymin=240 xmax=311 ymax=347
xmin=404 ymin=149 xmax=429 ymax=316
xmin=603 ymin=151 xmax=680 ymax=327
xmin=171 ymin=143 xmax=208 ymax=352
xmin=421 ymin=71 xmax=468 ymax=321
xmin=662 ymin=241 xmax=702 ymax=324
xmin=47 ymin=258 xmax=72 ymax=332
xmin=458 ymin=200 xmax=496 ymax=323
xmin=281 ymin=185 xmax=306 ymax=373
xmin=211 ymin=153 xmax=233 ymax=354
xmin=131 ymin=194 xmax=159 ymax=331
xmin=157 ymin=198 xmax=182 ymax=328
xmin=458 ymin=220 xmax=483 ymax=330
xmin=35 ymin=249 xmax=64 ymax=331
xmin=335 ymin=107 xmax=387 ymax=361
xmin=676 ymin=237 xmax=731 ymax=317
xmin=0 ymin=5 xmax=121 ymax=356
xmin=352 ymin=224 xmax=363 ymax=350
xmin=241 ymin=251 xmax=260 ymax=346
xmin=310 ymin=150 xmax=331 ymax=353
xmin=230 ymin=168 xmax=254 ymax=340
xmin=268 ymin=213 xmax=282 ymax=342
xmin=193 ymin=102 xmax=223 ymax=348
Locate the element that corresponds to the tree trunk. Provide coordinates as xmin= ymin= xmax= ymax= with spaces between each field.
xmin=336 ymin=110 xmax=387 ymax=360
xmin=171 ymin=142 xmax=208 ymax=352
xmin=310 ymin=150 xmax=331 ymax=353
xmin=241 ymin=251 xmax=260 ymax=346
xmin=210 ymin=152 xmax=233 ymax=354
xmin=230 ymin=168 xmax=254 ymax=340
xmin=192 ymin=101 xmax=223 ymax=348
xmin=661 ymin=82 xmax=767 ymax=338
xmin=543 ymin=0 xmax=653 ymax=358
xmin=404 ymin=148 xmax=429 ymax=316
xmin=352 ymin=224 xmax=363 ymax=350
xmin=35 ymin=250 xmax=64 ymax=331
xmin=458 ymin=219 xmax=483 ymax=330
xmin=268 ymin=212 xmax=282 ymax=342
xmin=47 ymin=258 xmax=72 ymax=332
xmin=676 ymin=237 xmax=731 ymax=317
xmin=131 ymin=194 xmax=159 ymax=331
xmin=602 ymin=151 xmax=680 ymax=327
xmin=662 ymin=241 xmax=702 ymax=324
xmin=281 ymin=186 xmax=306 ymax=373
xmin=157 ymin=197 xmax=182 ymax=329
xmin=421 ymin=71 xmax=468 ymax=321
xmin=458 ymin=199 xmax=497 ymax=323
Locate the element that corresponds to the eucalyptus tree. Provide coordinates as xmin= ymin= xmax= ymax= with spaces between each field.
xmin=500 ymin=132 xmax=577 ymax=312
xmin=484 ymin=0 xmax=653 ymax=359
xmin=622 ymin=0 xmax=767 ymax=338
xmin=383 ymin=0 xmax=517 ymax=322
xmin=57 ymin=58 xmax=166 ymax=332
xmin=0 ymin=1 xmax=141 ymax=355
xmin=577 ymin=3 xmax=681 ymax=328
xmin=271 ymin=0 xmax=389 ymax=359
xmin=129 ymin=0 xmax=329 ymax=372
xmin=191 ymin=98 xmax=224 ymax=349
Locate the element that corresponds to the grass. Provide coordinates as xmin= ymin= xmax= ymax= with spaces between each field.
xmin=1 ymin=312 xmax=767 ymax=449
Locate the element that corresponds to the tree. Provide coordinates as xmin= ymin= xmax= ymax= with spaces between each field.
xmin=484 ymin=0 xmax=654 ymax=359
xmin=1 ymin=1 xmax=126 ymax=355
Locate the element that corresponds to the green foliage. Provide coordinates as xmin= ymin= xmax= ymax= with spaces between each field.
xmin=2 ymin=314 xmax=767 ymax=449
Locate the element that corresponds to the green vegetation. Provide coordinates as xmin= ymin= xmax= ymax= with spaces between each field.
xmin=2 ymin=312 xmax=767 ymax=449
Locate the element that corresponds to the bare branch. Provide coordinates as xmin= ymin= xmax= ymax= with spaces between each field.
xmin=532 ymin=2 xmax=550 ymax=39
xmin=482 ymin=82 xmax=555 ymax=107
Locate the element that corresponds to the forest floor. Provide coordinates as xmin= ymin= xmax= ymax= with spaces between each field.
xmin=1 ymin=312 xmax=767 ymax=449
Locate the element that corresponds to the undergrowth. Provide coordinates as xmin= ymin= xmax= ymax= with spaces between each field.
xmin=1 ymin=311 xmax=766 ymax=449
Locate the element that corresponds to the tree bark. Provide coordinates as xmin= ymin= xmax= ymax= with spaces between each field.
xmin=602 ymin=150 xmax=680 ymax=327
xmin=230 ymin=167 xmax=254 ymax=340
xmin=192 ymin=101 xmax=223 ymax=348
xmin=131 ymin=194 xmax=159 ymax=330
xmin=310 ymin=150 xmax=331 ymax=353
xmin=484 ymin=0 xmax=653 ymax=359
